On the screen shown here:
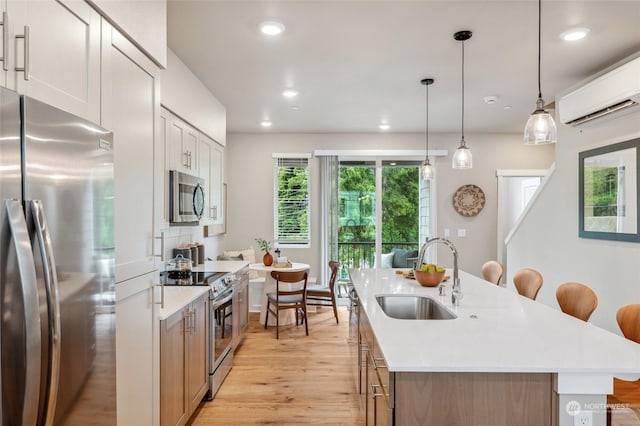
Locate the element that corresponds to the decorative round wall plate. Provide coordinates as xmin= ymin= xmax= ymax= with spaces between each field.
xmin=453 ymin=184 xmax=486 ymax=217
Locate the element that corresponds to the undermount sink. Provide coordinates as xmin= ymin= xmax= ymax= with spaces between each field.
xmin=375 ymin=295 xmax=457 ymax=320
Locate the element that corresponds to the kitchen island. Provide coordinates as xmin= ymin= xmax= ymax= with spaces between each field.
xmin=350 ymin=268 xmax=640 ymax=426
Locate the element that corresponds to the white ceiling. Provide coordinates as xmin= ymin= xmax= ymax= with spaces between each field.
xmin=167 ymin=1 xmax=640 ymax=134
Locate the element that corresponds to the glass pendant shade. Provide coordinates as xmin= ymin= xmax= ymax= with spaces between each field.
xmin=524 ymin=97 xmax=557 ymax=144
xmin=422 ymin=158 xmax=434 ymax=180
xmin=452 ymin=139 xmax=472 ymax=169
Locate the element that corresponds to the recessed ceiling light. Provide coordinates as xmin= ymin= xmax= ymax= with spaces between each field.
xmin=282 ymin=89 xmax=299 ymax=98
xmin=260 ymin=21 xmax=285 ymax=36
xmin=503 ymin=105 xmax=512 ymax=110
xmin=290 ymin=106 xmax=300 ymax=110
xmin=379 ymin=123 xmax=390 ymax=131
xmin=559 ymin=27 xmax=590 ymax=41
xmin=261 ymin=120 xmax=272 ymax=128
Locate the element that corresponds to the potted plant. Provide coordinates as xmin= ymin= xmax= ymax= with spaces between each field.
xmin=255 ymin=237 xmax=273 ymax=266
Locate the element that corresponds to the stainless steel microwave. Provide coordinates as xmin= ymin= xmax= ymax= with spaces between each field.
xmin=169 ymin=170 xmax=205 ymax=225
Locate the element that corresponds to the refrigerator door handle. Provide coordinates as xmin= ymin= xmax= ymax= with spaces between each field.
xmin=4 ymin=200 xmax=42 ymax=425
xmin=28 ymin=200 xmax=61 ymax=426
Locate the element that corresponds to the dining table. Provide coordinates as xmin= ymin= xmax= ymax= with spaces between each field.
xmin=248 ymin=262 xmax=311 ymax=326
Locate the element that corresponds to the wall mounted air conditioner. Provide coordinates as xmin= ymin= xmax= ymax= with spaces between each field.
xmin=558 ymin=56 xmax=640 ymax=127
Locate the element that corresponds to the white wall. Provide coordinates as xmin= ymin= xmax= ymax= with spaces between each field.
xmin=224 ymin=132 xmax=554 ymax=280
xmin=507 ymin=109 xmax=640 ymax=334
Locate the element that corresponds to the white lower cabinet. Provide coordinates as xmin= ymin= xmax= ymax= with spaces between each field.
xmin=161 ymin=294 xmax=209 ymax=426
xmin=116 ymin=272 xmax=157 ymax=426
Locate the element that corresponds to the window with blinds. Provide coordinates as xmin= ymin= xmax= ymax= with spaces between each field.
xmin=274 ymin=157 xmax=310 ymax=247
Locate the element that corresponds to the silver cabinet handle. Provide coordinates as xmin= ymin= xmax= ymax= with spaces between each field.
xmin=153 ymin=231 xmax=165 ymax=261
xmin=28 ymin=200 xmax=61 ymax=426
xmin=153 ymin=231 xmax=165 ymax=308
xmin=15 ymin=25 xmax=29 ymax=80
xmin=4 ymin=200 xmax=41 ymax=425
xmin=190 ymin=309 xmax=196 ymax=334
xmin=154 ymin=280 xmax=165 ymax=309
xmin=0 ymin=12 xmax=8 ymax=71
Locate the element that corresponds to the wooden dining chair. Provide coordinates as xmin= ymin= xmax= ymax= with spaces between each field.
xmin=481 ymin=260 xmax=504 ymax=285
xmin=512 ymin=268 xmax=543 ymax=300
xmin=307 ymin=260 xmax=340 ymax=324
xmin=555 ymin=282 xmax=598 ymax=322
xmin=607 ymin=304 xmax=640 ymax=425
xmin=265 ymin=270 xmax=309 ymax=339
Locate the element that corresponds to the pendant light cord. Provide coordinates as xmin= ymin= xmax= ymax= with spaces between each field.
xmin=425 ymin=83 xmax=429 ymax=157
xmin=461 ymin=39 xmax=465 ymax=141
xmin=537 ymin=0 xmax=542 ymax=99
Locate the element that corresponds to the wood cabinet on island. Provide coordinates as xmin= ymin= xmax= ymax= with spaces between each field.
xmin=349 ymin=268 xmax=640 ymax=426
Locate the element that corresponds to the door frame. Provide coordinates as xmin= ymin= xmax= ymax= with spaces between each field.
xmin=496 ymin=169 xmax=548 ymax=279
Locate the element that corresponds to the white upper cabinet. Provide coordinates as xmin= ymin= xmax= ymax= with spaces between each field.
xmin=168 ymin=114 xmax=198 ymax=175
xmin=7 ymin=0 xmax=101 ymax=123
xmin=102 ymin=20 xmax=159 ymax=284
xmin=198 ymin=133 xmax=224 ymax=232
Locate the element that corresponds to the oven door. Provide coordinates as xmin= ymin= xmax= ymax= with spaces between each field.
xmin=169 ymin=170 xmax=205 ymax=224
xmin=211 ymin=289 xmax=233 ymax=369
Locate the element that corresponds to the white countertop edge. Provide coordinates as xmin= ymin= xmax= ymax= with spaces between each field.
xmin=158 ymin=286 xmax=210 ymax=320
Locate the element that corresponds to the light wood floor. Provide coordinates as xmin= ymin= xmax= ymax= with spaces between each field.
xmin=188 ymin=306 xmax=364 ymax=425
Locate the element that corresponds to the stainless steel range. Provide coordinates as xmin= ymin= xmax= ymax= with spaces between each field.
xmin=161 ymin=270 xmax=237 ymax=399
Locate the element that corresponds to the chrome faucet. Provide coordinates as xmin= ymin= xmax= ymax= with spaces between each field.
xmin=415 ymin=237 xmax=462 ymax=306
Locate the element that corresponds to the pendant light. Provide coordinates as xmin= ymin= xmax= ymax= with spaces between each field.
xmin=452 ymin=30 xmax=473 ymax=169
xmin=523 ymin=0 xmax=557 ymax=144
xmin=421 ymin=78 xmax=434 ymax=180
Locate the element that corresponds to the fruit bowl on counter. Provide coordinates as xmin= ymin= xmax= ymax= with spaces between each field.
xmin=414 ymin=264 xmax=445 ymax=287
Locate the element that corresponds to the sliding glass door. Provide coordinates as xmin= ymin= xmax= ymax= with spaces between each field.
xmin=338 ymin=159 xmax=432 ymax=271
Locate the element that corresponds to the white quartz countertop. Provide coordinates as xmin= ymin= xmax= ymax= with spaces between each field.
xmin=192 ymin=260 xmax=248 ymax=273
xmin=158 ymin=286 xmax=210 ymax=320
xmin=351 ymin=268 xmax=640 ymax=374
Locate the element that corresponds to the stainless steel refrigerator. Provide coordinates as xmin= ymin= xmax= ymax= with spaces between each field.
xmin=0 ymin=87 xmax=116 ymax=424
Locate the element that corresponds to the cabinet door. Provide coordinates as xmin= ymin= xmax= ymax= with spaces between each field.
xmin=155 ymin=109 xmax=171 ymax=231
xmin=210 ymin=142 xmax=224 ymax=226
xmin=197 ymin=133 xmax=212 ymax=224
xmin=116 ymin=272 xmax=157 ymax=426
xmin=198 ymin=133 xmax=224 ymax=231
xmin=102 ymin=21 xmax=161 ymax=426
xmin=10 ymin=0 xmax=100 ymax=122
xmin=169 ymin=115 xmax=197 ymax=174
xmin=0 ymin=0 xmax=7 ymax=88
xmin=102 ymin=20 xmax=159 ymax=283
xmin=160 ymin=308 xmax=188 ymax=426
xmin=186 ymin=295 xmax=209 ymax=414
xmin=232 ymin=275 xmax=249 ymax=345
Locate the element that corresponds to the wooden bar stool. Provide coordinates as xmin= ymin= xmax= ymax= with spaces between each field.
xmin=512 ymin=268 xmax=543 ymax=300
xmin=607 ymin=304 xmax=640 ymax=425
xmin=481 ymin=260 xmax=504 ymax=285
xmin=555 ymin=282 xmax=598 ymax=321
